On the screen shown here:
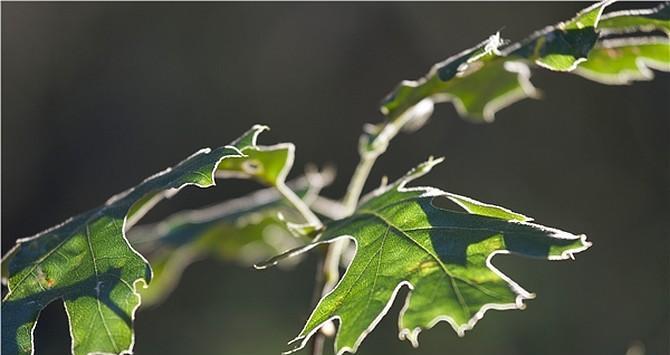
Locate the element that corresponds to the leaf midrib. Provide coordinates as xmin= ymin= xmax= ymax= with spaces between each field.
xmin=84 ymin=224 xmax=120 ymax=353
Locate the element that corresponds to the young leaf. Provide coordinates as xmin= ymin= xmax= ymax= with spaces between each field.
xmin=0 ymin=125 xmax=277 ymax=355
xmin=597 ymin=2 xmax=669 ymax=35
xmin=381 ymin=1 xmax=612 ymax=123
xmin=574 ymin=36 xmax=670 ymax=84
xmin=572 ymin=3 xmax=670 ymax=84
xmin=129 ymin=172 xmax=333 ymax=306
xmin=380 ymin=1 xmax=670 ymax=125
xmin=258 ymin=158 xmax=591 ymax=355
xmin=216 ymin=131 xmax=324 ymax=233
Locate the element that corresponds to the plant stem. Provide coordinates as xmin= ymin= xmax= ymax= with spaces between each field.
xmin=341 ymin=153 xmax=377 ymax=213
xmin=313 ymin=99 xmax=435 ymax=353
xmin=310 ymin=196 xmax=348 ymax=220
xmin=276 ymin=183 xmax=323 ymax=229
xmin=310 ymin=332 xmax=326 ymax=355
xmin=310 ymin=99 xmax=434 ymax=355
xmin=341 ymin=98 xmax=434 ymax=214
xmin=309 ymin=154 xmax=381 ymax=355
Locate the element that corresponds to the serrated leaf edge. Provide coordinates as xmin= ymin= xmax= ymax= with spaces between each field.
xmin=261 ymin=158 xmax=591 ymax=355
xmin=274 ymin=228 xmax=591 ymax=355
xmin=397 ymin=232 xmax=591 ymax=348
xmin=531 ymin=0 xmax=611 ymax=72
xmin=2 ymin=124 xmax=269 ymax=355
xmin=598 ymin=2 xmax=670 ymax=35
xmin=214 ymin=142 xmax=293 ymax=183
xmin=433 ymin=60 xmax=541 ymax=122
xmin=574 ymin=36 xmax=670 ymax=85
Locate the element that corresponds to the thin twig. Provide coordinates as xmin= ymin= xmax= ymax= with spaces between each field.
xmin=276 ymin=183 xmax=323 ymax=229
xmin=309 ymin=101 xmax=435 ymax=355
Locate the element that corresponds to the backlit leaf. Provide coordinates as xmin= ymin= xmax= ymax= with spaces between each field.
xmin=380 ymin=2 xmax=610 ymax=123
xmin=597 ymin=2 xmax=669 ymax=35
xmin=130 ymin=172 xmax=333 ymax=306
xmin=380 ymin=1 xmax=670 ymax=125
xmin=1 ymin=125 xmax=280 ymax=355
xmin=575 ymin=36 xmax=670 ymax=84
xmin=259 ymin=158 xmax=591 ymax=354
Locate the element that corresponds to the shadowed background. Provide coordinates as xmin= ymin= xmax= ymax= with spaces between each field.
xmin=2 ymin=2 xmax=669 ymax=355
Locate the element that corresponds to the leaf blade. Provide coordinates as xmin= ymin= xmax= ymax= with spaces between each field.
xmin=380 ymin=2 xmax=612 ymax=122
xmin=265 ymin=159 xmax=591 ymax=354
xmin=597 ymin=2 xmax=670 ymax=35
xmin=1 ymin=125 xmax=271 ymax=355
xmin=574 ymin=36 xmax=670 ymax=84
xmin=379 ymin=1 xmax=670 ymax=124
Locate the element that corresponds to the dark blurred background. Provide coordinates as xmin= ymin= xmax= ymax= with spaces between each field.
xmin=2 ymin=2 xmax=669 ymax=355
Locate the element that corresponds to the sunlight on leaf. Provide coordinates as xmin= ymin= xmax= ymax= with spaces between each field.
xmin=0 ymin=125 xmax=274 ymax=355
xmin=575 ymin=37 xmax=670 ymax=84
xmin=259 ymin=158 xmax=591 ymax=355
xmin=381 ymin=1 xmax=670 ymax=124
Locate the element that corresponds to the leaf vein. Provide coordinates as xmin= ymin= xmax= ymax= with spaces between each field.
xmin=85 ymin=225 xmax=120 ymax=352
xmin=356 ymin=211 xmax=506 ymax=302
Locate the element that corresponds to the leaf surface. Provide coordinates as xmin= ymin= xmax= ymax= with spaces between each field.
xmin=380 ymin=1 xmax=670 ymax=124
xmin=575 ymin=36 xmax=670 ymax=84
xmin=1 ymin=125 xmax=277 ymax=355
xmin=380 ymin=2 xmax=609 ymax=123
xmin=597 ymin=2 xmax=669 ymax=35
xmin=259 ymin=158 xmax=591 ymax=354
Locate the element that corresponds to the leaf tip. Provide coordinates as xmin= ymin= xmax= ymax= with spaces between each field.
xmin=252 ymin=260 xmax=275 ymax=270
xmin=398 ymin=327 xmax=421 ymax=348
xmin=416 ymin=156 xmax=446 ymax=174
xmin=282 ymin=334 xmax=309 ymax=355
xmin=251 ymin=123 xmax=270 ymax=131
xmin=249 ymin=124 xmax=270 ymax=146
xmin=545 ymin=233 xmax=592 ymax=261
xmin=391 ymin=157 xmax=446 ymax=190
xmin=571 ymin=234 xmax=593 ymax=258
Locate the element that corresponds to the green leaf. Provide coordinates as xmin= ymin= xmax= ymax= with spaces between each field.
xmin=507 ymin=1 xmax=606 ymax=71
xmin=379 ymin=34 xmax=503 ymax=123
xmin=216 ymin=130 xmax=325 ymax=235
xmin=129 ymin=172 xmax=332 ymax=306
xmin=379 ymin=1 xmax=670 ymax=125
xmin=573 ymin=3 xmax=670 ymax=84
xmin=597 ymin=2 xmax=670 ymax=35
xmin=574 ymin=36 xmax=670 ymax=84
xmin=380 ymin=1 xmax=612 ymax=123
xmin=1 ymin=125 xmax=276 ymax=355
xmin=215 ymin=138 xmax=294 ymax=187
xmin=259 ymin=158 xmax=591 ymax=355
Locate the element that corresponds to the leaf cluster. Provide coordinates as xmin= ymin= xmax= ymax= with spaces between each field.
xmin=2 ymin=2 xmax=668 ymax=355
